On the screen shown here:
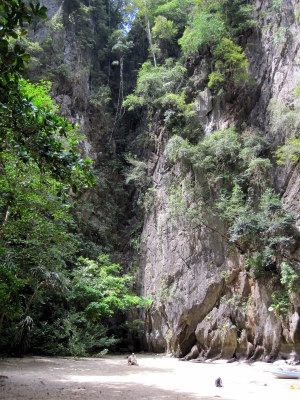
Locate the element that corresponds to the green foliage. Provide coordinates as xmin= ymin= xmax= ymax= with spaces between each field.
xmin=161 ymin=92 xmax=197 ymax=137
xmin=124 ymin=154 xmax=150 ymax=188
xmin=154 ymin=0 xmax=191 ymax=26
xmin=166 ymin=128 xmax=241 ymax=173
xmin=272 ymin=27 xmax=290 ymax=45
xmin=244 ymin=158 xmax=272 ymax=188
xmin=217 ymin=183 xmax=246 ymax=223
xmin=207 ymin=71 xmax=224 ymax=88
xmin=71 ymin=255 xmax=144 ymax=319
xmin=30 ymin=298 xmax=120 ymax=357
xmin=111 ymin=30 xmax=134 ymax=57
xmin=152 ymin=15 xmax=177 ymax=41
xmin=141 ymin=187 xmax=157 ymax=212
xmin=280 ymin=262 xmax=298 ymax=292
xmin=0 ymin=265 xmax=26 ymax=324
xmin=174 ymin=0 xmax=253 ymax=92
xmin=165 ymin=129 xmax=250 ymax=225
xmin=151 ymin=15 xmax=178 ymax=60
xmin=166 ymin=128 xmax=271 ymax=185
xmin=20 ymin=79 xmax=55 ymax=110
xmin=89 ymin=85 xmax=112 ymax=108
xmin=166 ymin=180 xmax=202 ymax=223
xmin=0 ymin=157 xmax=77 ymax=255
xmin=155 ymin=279 xmax=179 ymax=304
xmin=219 ymin=0 xmax=256 ymax=34
xmin=57 ymin=254 xmax=145 ymax=356
xmin=268 ymin=98 xmax=299 ymax=134
xmin=0 ymin=2 xmax=98 ymax=356
xmin=2 ymin=253 xmax=148 ymax=356
xmin=272 ymin=79 xmax=300 ymax=170
xmin=1 ymin=79 xmax=94 ymax=189
xmin=123 ymin=154 xmax=157 ymax=213
xmin=0 ymin=1 xmax=47 ymax=78
xmin=270 ymin=0 xmax=283 ymax=12
xmin=165 ymin=127 xmax=296 ymax=279
xmin=270 ymin=290 xmax=289 ymax=316
xmin=208 ymin=38 xmax=249 ymax=89
xmin=165 ymin=135 xmax=192 ymax=164
xmin=276 ymin=137 xmax=300 ymax=165
xmin=123 ymin=93 xmax=146 ymax=110
xmin=193 ymin=128 xmax=241 ymax=171
xmin=123 ymin=58 xmax=186 ymax=110
xmin=230 ymin=188 xmax=296 ymax=248
xmin=178 ymin=0 xmax=255 ymax=56
xmin=0 ymin=148 xmax=79 ymax=338
xmin=179 ymin=11 xmax=226 ymax=56
xmin=166 ymin=129 xmax=270 ymax=185
xmin=0 ymin=80 xmax=93 ymax=191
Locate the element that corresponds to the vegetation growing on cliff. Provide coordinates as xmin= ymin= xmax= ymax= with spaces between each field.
xmin=123 ymin=0 xmax=299 ymax=341
xmin=273 ymin=83 xmax=300 ymax=165
xmin=0 ymin=1 xmax=145 ymax=356
xmin=1 ymin=0 xmax=300 ymax=360
xmin=165 ymin=128 xmax=297 ymax=282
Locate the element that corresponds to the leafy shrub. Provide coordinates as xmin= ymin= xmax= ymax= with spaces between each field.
xmin=154 ymin=0 xmax=191 ymax=26
xmin=124 ymin=154 xmax=151 ymax=189
xmin=270 ymin=290 xmax=289 ymax=316
xmin=244 ymin=157 xmax=272 ymax=188
xmin=166 ymin=128 xmax=241 ymax=173
xmin=229 ymin=189 xmax=296 ymax=276
xmin=268 ymin=98 xmax=299 ymax=134
xmin=165 ymin=134 xmax=192 ymax=164
xmin=151 ymin=15 xmax=178 ymax=60
xmin=152 ymin=16 xmax=178 ymax=41
xmin=219 ymin=0 xmax=256 ymax=34
xmin=165 ymin=126 xmax=297 ymax=280
xmin=270 ymin=0 xmax=283 ymax=12
xmin=29 ymin=254 xmax=148 ymax=356
xmin=276 ymin=137 xmax=300 ymax=165
xmin=123 ymin=59 xmax=186 ymax=110
xmin=280 ymin=262 xmax=298 ymax=292
xmin=179 ymin=12 xmax=226 ymax=56
xmin=207 ymin=71 xmax=224 ymax=88
xmin=208 ymin=38 xmax=249 ymax=89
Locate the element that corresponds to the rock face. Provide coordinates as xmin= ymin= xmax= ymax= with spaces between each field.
xmin=139 ymin=0 xmax=300 ymax=361
xmin=32 ymin=0 xmax=300 ymax=361
xmin=29 ymin=0 xmax=132 ymax=254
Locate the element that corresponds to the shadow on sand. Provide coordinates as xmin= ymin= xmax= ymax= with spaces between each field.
xmin=0 ymin=356 xmax=232 ymax=400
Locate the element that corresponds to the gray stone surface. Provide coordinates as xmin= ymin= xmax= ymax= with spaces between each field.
xmin=139 ymin=0 xmax=300 ymax=361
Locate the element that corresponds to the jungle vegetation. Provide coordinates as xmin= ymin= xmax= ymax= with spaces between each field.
xmin=0 ymin=0 xmax=298 ymax=355
xmin=0 ymin=0 xmax=146 ymax=356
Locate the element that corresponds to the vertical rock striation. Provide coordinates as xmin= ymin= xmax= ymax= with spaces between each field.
xmin=28 ymin=0 xmax=300 ymax=360
xmin=28 ymin=0 xmax=133 ymax=255
xmin=139 ymin=0 xmax=300 ymax=361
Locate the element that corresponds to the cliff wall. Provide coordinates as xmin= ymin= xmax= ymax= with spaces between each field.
xmin=29 ymin=0 xmax=300 ymax=361
xmin=28 ymin=0 xmax=134 ymax=257
xmin=139 ymin=0 xmax=300 ymax=361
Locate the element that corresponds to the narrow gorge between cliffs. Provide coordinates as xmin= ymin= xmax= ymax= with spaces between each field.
xmin=1 ymin=0 xmax=300 ymax=363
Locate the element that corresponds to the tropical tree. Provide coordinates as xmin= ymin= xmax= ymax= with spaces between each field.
xmin=0 ymin=1 xmax=94 ymax=353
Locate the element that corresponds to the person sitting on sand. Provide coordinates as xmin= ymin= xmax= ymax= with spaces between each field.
xmin=128 ymin=353 xmax=138 ymax=366
xmin=215 ymin=377 xmax=223 ymax=387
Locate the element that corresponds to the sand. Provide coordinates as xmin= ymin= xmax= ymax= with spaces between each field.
xmin=0 ymin=354 xmax=299 ymax=399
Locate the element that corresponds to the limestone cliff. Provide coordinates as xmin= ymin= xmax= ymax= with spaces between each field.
xmin=28 ymin=0 xmax=300 ymax=361
xmin=138 ymin=0 xmax=300 ymax=361
xmin=27 ymin=0 xmax=135 ymax=256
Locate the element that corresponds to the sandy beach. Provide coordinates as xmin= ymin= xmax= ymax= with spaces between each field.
xmin=0 ymin=354 xmax=300 ymax=399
